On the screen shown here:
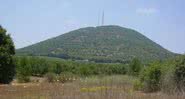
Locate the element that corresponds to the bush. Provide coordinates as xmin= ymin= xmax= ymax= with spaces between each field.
xmin=51 ymin=63 xmax=62 ymax=74
xmin=160 ymin=66 xmax=176 ymax=93
xmin=77 ymin=65 xmax=94 ymax=76
xmin=174 ymin=57 xmax=185 ymax=92
xmin=129 ymin=58 xmax=142 ymax=76
xmin=133 ymin=79 xmax=143 ymax=91
xmin=44 ymin=73 xmax=56 ymax=83
xmin=16 ymin=57 xmax=31 ymax=83
xmin=57 ymin=72 xmax=77 ymax=83
xmin=29 ymin=57 xmax=49 ymax=76
xmin=137 ymin=55 xmax=185 ymax=93
xmin=112 ymin=65 xmax=127 ymax=74
xmin=16 ymin=74 xmax=30 ymax=83
xmin=140 ymin=62 xmax=161 ymax=92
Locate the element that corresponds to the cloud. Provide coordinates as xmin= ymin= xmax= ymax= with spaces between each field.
xmin=136 ymin=8 xmax=158 ymax=15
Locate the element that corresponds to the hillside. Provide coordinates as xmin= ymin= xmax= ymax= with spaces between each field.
xmin=16 ymin=25 xmax=176 ymax=63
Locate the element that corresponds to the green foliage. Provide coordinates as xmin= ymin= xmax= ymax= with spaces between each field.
xmin=15 ymin=56 xmax=128 ymax=77
xmin=160 ymin=64 xmax=176 ymax=94
xmin=16 ymin=25 xmax=176 ymax=63
xmin=57 ymin=72 xmax=77 ymax=83
xmin=140 ymin=62 xmax=162 ymax=92
xmin=77 ymin=65 xmax=93 ymax=76
xmin=51 ymin=63 xmax=62 ymax=74
xmin=137 ymin=56 xmax=185 ymax=93
xmin=0 ymin=26 xmax=15 ymax=84
xmin=44 ymin=72 xmax=56 ymax=83
xmin=129 ymin=58 xmax=142 ymax=76
xmin=174 ymin=56 xmax=185 ymax=92
xmin=133 ymin=79 xmax=143 ymax=91
xmin=16 ymin=57 xmax=31 ymax=83
xmin=16 ymin=56 xmax=49 ymax=77
xmin=30 ymin=57 xmax=49 ymax=76
xmin=158 ymin=56 xmax=185 ymax=93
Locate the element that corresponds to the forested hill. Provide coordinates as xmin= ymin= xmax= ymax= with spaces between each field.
xmin=16 ymin=25 xmax=176 ymax=63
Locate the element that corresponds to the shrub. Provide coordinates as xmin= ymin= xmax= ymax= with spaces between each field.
xmin=140 ymin=62 xmax=161 ymax=92
xmin=113 ymin=65 xmax=127 ymax=74
xmin=51 ymin=63 xmax=62 ymax=74
xmin=174 ymin=57 xmax=185 ymax=92
xmin=16 ymin=74 xmax=30 ymax=83
xmin=77 ymin=65 xmax=93 ymax=76
xmin=137 ymin=55 xmax=185 ymax=93
xmin=16 ymin=57 xmax=31 ymax=83
xmin=161 ymin=56 xmax=185 ymax=93
xmin=44 ymin=73 xmax=56 ymax=83
xmin=133 ymin=79 xmax=143 ymax=91
xmin=29 ymin=57 xmax=49 ymax=76
xmin=57 ymin=72 xmax=77 ymax=83
xmin=129 ymin=58 xmax=142 ymax=76
xmin=160 ymin=65 xmax=176 ymax=93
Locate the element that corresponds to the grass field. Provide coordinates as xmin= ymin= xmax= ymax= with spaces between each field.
xmin=0 ymin=75 xmax=185 ymax=99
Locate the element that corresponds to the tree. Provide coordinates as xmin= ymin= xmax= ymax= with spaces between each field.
xmin=0 ymin=25 xmax=15 ymax=84
xmin=129 ymin=58 xmax=142 ymax=76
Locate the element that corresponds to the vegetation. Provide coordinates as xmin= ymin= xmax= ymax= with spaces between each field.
xmin=15 ymin=56 xmax=127 ymax=82
xmin=16 ymin=25 xmax=176 ymax=63
xmin=15 ymin=57 xmax=31 ymax=83
xmin=0 ymin=26 xmax=15 ymax=84
xmin=44 ymin=72 xmax=56 ymax=83
xmin=140 ymin=62 xmax=162 ymax=92
xmin=174 ymin=56 xmax=185 ymax=92
xmin=1 ymin=75 xmax=185 ymax=99
xmin=14 ymin=55 xmax=185 ymax=94
xmin=128 ymin=58 xmax=142 ymax=76
xmin=1 ymin=25 xmax=185 ymax=98
xmin=137 ymin=55 xmax=185 ymax=93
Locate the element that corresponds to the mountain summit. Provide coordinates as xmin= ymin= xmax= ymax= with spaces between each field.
xmin=17 ymin=25 xmax=175 ymax=63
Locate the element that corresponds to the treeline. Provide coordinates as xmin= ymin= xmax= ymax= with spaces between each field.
xmin=14 ymin=56 xmax=127 ymax=82
xmin=47 ymin=53 xmax=130 ymax=63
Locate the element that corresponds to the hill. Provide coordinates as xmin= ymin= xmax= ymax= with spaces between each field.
xmin=16 ymin=25 xmax=176 ymax=63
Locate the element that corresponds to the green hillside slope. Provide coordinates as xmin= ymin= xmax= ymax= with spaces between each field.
xmin=16 ymin=25 xmax=176 ymax=63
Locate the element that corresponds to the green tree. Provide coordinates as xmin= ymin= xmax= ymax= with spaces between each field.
xmin=129 ymin=58 xmax=142 ymax=76
xmin=0 ymin=25 xmax=15 ymax=84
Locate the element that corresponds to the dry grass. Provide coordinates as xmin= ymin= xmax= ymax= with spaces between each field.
xmin=0 ymin=75 xmax=185 ymax=99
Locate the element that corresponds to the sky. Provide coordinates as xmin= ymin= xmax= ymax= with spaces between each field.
xmin=0 ymin=0 xmax=185 ymax=54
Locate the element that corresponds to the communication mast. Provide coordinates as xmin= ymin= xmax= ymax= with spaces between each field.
xmin=97 ymin=10 xmax=105 ymax=26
